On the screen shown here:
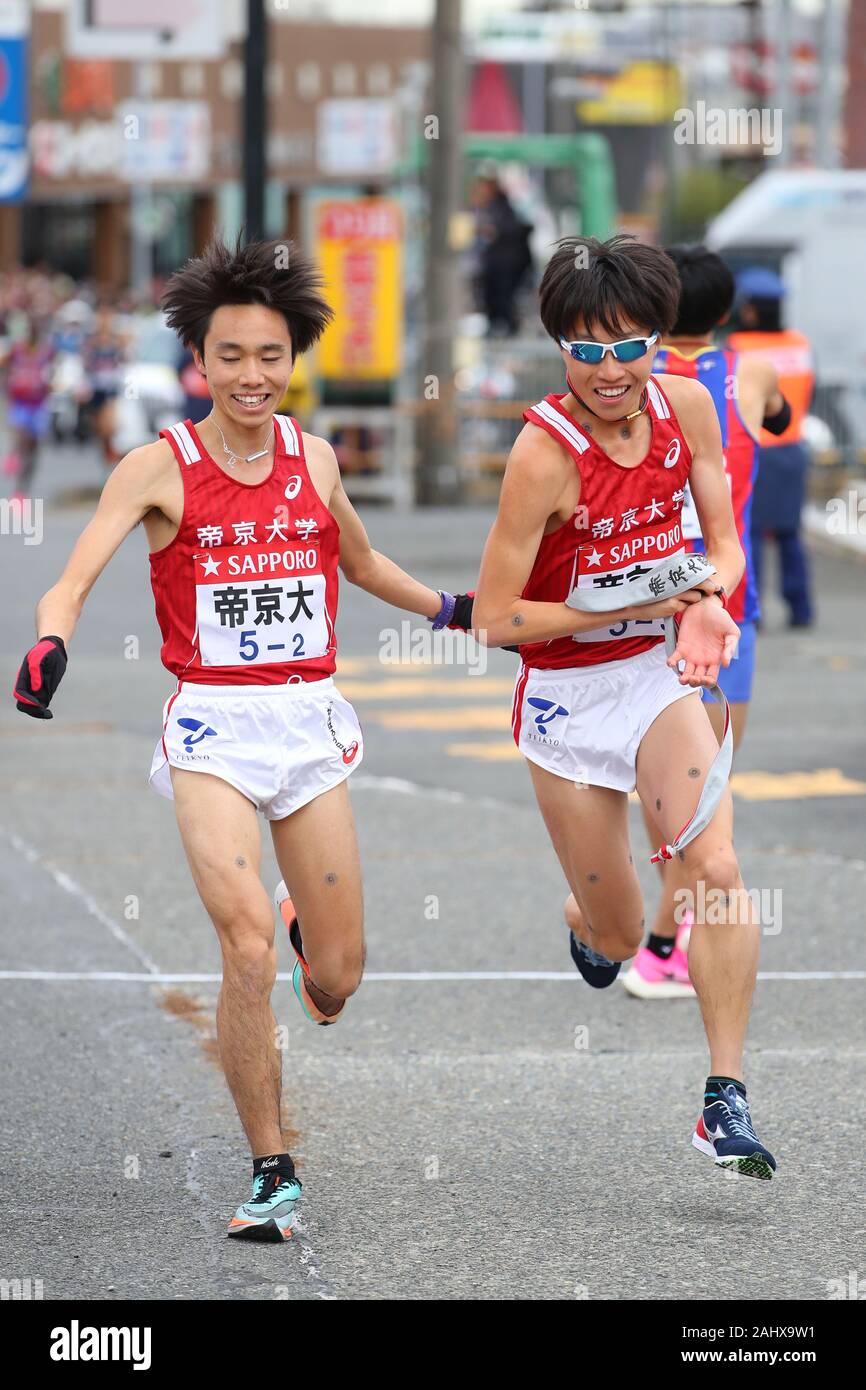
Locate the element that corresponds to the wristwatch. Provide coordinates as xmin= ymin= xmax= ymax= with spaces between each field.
xmin=704 ymin=586 xmax=728 ymax=611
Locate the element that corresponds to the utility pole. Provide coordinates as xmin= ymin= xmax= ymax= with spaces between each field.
xmin=417 ymin=0 xmax=465 ymax=507
xmin=775 ymin=0 xmax=793 ymax=167
xmin=129 ymin=62 xmax=153 ymax=295
xmin=739 ymin=0 xmax=765 ymax=178
xmin=243 ymin=0 xmax=266 ymax=243
xmin=843 ymin=0 xmax=866 ymax=167
xmin=815 ymin=0 xmax=843 ymax=169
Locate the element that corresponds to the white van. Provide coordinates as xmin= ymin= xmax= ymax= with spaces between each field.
xmin=707 ymin=170 xmax=866 ymax=460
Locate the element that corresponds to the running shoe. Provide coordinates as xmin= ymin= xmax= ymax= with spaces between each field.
xmin=622 ymin=913 xmax=695 ymax=999
xmin=692 ymin=1083 xmax=777 ymax=1181
xmin=569 ymin=931 xmax=621 ymax=988
xmin=227 ymin=1168 xmax=302 ymax=1242
xmin=274 ymin=880 xmax=344 ymax=1026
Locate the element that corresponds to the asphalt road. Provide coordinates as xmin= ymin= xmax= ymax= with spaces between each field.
xmin=1 ymin=440 xmax=864 ymax=1301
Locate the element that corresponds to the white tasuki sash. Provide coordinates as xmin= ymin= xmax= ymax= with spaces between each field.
xmin=565 ymin=552 xmax=733 ymax=863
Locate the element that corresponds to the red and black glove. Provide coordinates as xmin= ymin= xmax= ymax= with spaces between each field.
xmin=14 ymin=635 xmax=68 ymax=719
xmin=448 ymin=591 xmax=519 ymax=654
xmin=447 ymin=592 xmax=476 ymax=632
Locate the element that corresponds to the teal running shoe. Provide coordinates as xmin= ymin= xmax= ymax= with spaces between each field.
xmin=227 ymin=1168 xmax=302 ymax=1242
xmin=275 ymin=879 xmax=345 ymax=1025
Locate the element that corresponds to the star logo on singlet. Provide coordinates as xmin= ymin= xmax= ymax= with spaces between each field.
xmin=199 ymin=554 xmax=222 ymax=577
xmin=585 ymin=547 xmax=603 ymax=567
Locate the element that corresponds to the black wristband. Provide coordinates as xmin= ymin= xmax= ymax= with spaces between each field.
xmin=449 ymin=594 xmax=475 ymax=631
xmin=762 ymin=396 xmax=792 ymax=436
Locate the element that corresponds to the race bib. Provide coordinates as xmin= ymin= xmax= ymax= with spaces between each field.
xmin=193 ymin=544 xmax=329 ymax=667
xmin=570 ymin=512 xmax=685 ymax=645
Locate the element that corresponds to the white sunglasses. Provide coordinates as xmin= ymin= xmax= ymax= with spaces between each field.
xmin=559 ymin=331 xmax=660 ymax=364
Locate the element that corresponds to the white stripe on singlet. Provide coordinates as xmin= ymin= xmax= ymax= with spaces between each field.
xmin=645 ymin=378 xmax=670 ymax=420
xmin=274 ymin=414 xmax=301 ymax=456
xmin=166 ymin=421 xmax=201 ymax=466
xmin=531 ymin=399 xmax=592 ymax=454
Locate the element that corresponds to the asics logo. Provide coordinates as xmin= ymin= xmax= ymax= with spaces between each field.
xmin=325 ymin=702 xmax=361 ymax=764
xmin=663 ymin=437 xmax=682 ymax=468
xmin=284 ymin=475 xmax=302 ymax=500
xmin=177 ymin=717 xmax=218 ymax=747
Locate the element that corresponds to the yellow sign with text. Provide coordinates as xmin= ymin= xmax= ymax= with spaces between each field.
xmin=315 ymin=199 xmax=403 ymax=380
xmin=578 ymin=61 xmax=684 ymax=126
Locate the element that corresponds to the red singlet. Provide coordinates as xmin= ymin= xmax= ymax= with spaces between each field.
xmin=150 ymin=415 xmax=339 ymax=685
xmin=518 ymin=376 xmax=692 ymax=669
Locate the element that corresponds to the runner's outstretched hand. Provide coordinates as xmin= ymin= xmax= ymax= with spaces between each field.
xmin=13 ymin=636 xmax=67 ymax=718
xmin=667 ymin=600 xmax=739 ymax=688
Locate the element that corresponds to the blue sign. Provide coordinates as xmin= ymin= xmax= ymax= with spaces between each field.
xmin=0 ymin=23 xmax=28 ymax=203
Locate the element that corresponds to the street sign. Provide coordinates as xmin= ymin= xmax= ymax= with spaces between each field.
xmin=66 ymin=0 xmax=225 ymax=60
xmin=315 ymin=199 xmax=403 ymax=382
xmin=117 ymin=102 xmax=211 ymax=182
xmin=0 ymin=0 xmax=27 ymax=203
xmin=317 ymin=100 xmax=398 ymax=177
xmin=473 ymin=11 xmax=598 ymax=62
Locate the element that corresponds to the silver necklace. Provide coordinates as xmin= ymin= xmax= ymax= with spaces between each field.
xmin=213 ymin=418 xmax=271 ymax=469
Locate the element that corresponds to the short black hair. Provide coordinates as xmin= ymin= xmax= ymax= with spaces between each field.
xmin=664 ymin=244 xmax=735 ymax=335
xmin=538 ymin=234 xmax=681 ymax=342
xmin=161 ymin=234 xmax=334 ymax=359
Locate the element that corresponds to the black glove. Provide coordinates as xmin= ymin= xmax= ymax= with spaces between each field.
xmin=447 ymin=592 xmax=476 ymax=631
xmin=14 ymin=635 xmax=67 ymax=719
xmin=447 ymin=591 xmax=519 ymax=654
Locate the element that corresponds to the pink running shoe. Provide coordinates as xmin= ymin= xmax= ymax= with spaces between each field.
xmin=622 ymin=912 xmax=695 ymax=999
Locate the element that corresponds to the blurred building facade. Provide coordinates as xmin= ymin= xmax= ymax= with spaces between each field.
xmin=0 ymin=9 xmax=431 ymax=284
xmin=0 ymin=2 xmax=856 ymax=286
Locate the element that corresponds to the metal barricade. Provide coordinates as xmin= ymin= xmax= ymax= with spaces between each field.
xmin=455 ymin=336 xmax=558 ymax=501
xmin=311 ymin=406 xmax=414 ymax=511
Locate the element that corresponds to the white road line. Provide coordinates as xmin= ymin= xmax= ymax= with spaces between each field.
xmin=0 ymin=970 xmax=862 ymax=983
xmin=350 ymin=773 xmax=512 ymax=811
xmin=0 ymin=827 xmax=160 ymax=975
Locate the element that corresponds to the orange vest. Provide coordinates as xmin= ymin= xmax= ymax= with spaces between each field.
xmin=725 ymin=329 xmax=814 ymax=447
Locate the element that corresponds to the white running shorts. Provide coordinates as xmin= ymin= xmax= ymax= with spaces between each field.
xmin=148 ymin=676 xmax=364 ymax=820
xmin=511 ymin=642 xmax=697 ymax=792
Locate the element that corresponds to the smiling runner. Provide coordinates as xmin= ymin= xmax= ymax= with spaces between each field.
xmin=13 ymin=236 xmax=471 ymax=1238
xmin=471 ymin=235 xmax=776 ymax=1180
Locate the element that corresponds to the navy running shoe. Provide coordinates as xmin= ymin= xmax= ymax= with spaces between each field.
xmin=569 ymin=932 xmax=621 ymax=988
xmin=692 ymin=1083 xmax=777 ymax=1181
